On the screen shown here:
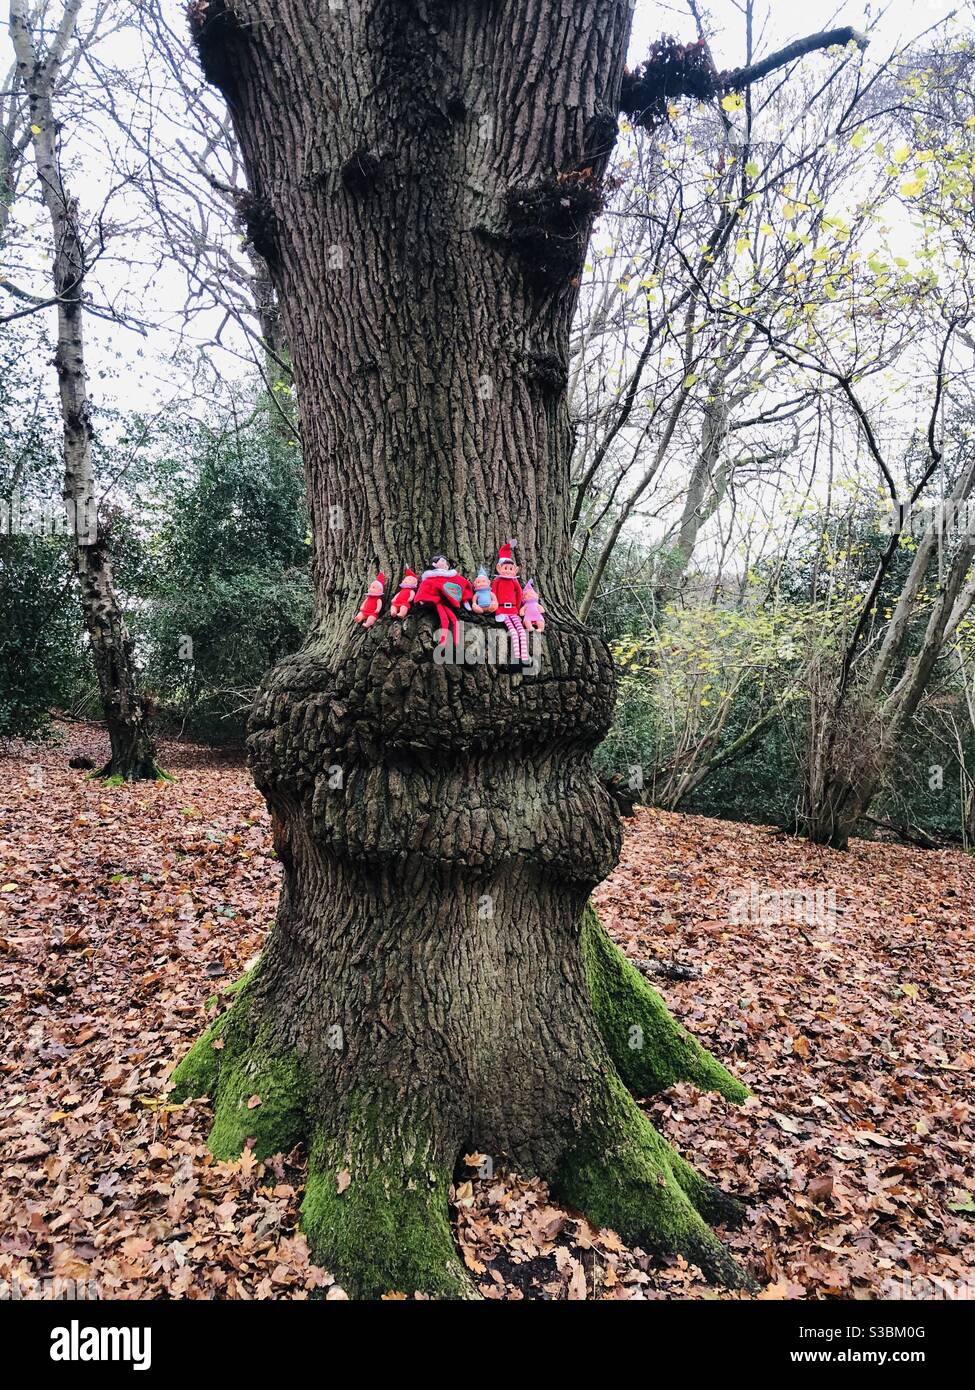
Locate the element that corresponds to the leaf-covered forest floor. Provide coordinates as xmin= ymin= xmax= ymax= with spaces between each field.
xmin=1 ymin=722 xmax=973 ymax=1301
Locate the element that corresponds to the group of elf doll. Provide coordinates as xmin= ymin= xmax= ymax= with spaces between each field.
xmin=354 ymin=541 xmax=545 ymax=667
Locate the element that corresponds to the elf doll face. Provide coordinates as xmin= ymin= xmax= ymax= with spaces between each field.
xmin=474 ymin=572 xmax=491 ymax=592
xmin=430 ymin=555 xmax=450 ymax=571
xmin=367 ymin=578 xmax=384 ymax=597
xmin=498 ymin=558 xmax=518 ymax=579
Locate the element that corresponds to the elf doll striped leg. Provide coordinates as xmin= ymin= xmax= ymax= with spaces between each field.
xmin=500 ymin=613 xmax=530 ymax=665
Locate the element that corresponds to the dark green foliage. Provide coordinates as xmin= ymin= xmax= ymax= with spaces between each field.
xmin=682 ymin=712 xmax=804 ymax=828
xmin=143 ymin=408 xmax=312 ymax=742
xmin=575 ymin=536 xmax=657 ymax=644
xmin=0 ymin=536 xmax=89 ymax=740
xmin=0 ymin=326 xmax=92 ymax=740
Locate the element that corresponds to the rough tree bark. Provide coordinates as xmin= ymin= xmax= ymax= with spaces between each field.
xmin=168 ymin=0 xmax=862 ymax=1299
xmin=9 ymin=0 xmax=160 ymax=780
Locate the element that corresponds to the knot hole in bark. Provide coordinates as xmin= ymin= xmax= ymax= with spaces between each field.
xmin=340 ymin=148 xmax=382 ymax=196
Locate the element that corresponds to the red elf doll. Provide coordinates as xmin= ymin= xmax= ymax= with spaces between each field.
xmin=389 ymin=566 xmax=418 ymax=618
xmin=413 ymin=554 xmax=473 ymax=644
xmin=354 ymin=570 xmax=385 ymax=627
xmin=491 ymin=541 xmax=530 ymax=665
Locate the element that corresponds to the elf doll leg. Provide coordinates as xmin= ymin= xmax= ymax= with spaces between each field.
xmin=499 ymin=614 xmax=529 ymax=667
xmin=435 ymin=601 xmax=459 ymax=647
xmin=509 ymin=614 xmax=530 ymax=663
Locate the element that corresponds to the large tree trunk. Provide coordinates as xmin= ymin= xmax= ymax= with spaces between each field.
xmin=172 ymin=0 xmax=751 ymax=1298
xmin=10 ymin=0 xmax=160 ymax=781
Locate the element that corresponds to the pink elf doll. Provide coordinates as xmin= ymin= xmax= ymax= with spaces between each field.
xmin=491 ymin=541 xmax=531 ymax=666
xmin=354 ymin=571 xmax=385 ymax=627
xmin=521 ymin=577 xmax=545 ymax=632
xmin=389 ymin=566 xmax=418 ymax=618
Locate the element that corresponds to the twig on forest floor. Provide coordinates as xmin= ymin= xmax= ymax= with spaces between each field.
xmin=634 ymin=958 xmax=701 ymax=981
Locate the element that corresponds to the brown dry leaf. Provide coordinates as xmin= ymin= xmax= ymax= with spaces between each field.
xmin=808 ymin=1175 xmax=834 ymax=1204
xmin=567 ymin=1259 xmax=587 ymax=1300
xmin=4 ymin=722 xmax=974 ymax=1303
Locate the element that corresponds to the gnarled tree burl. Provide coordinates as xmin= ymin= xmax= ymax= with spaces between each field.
xmin=173 ymin=0 xmax=864 ymax=1298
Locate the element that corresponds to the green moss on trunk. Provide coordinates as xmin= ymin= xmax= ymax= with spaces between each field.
xmin=168 ymin=912 xmax=753 ymax=1298
xmin=97 ymin=764 xmax=172 ymax=786
xmin=555 ymin=1070 xmax=755 ymax=1291
xmin=302 ymin=1100 xmax=475 ymax=1300
xmin=171 ymin=1000 xmax=473 ymax=1297
xmin=169 ymin=990 xmax=306 ymax=1160
xmin=582 ymin=904 xmax=749 ymax=1103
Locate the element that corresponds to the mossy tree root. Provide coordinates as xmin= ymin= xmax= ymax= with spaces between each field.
xmin=170 ymin=990 xmax=474 ymax=1299
xmin=169 ymin=991 xmax=307 ymax=1161
xmin=95 ymin=762 xmax=173 ymax=785
xmin=582 ymin=905 xmax=749 ymax=1104
xmin=171 ymin=908 xmax=754 ymax=1299
xmin=302 ymin=1103 xmax=475 ymax=1300
xmin=555 ymin=1071 xmax=756 ymax=1292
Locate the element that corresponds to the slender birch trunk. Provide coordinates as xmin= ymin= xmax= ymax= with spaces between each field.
xmin=10 ymin=0 xmax=160 ymax=779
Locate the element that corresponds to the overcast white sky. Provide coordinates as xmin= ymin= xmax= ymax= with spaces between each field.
xmin=630 ymin=0 xmax=964 ymax=63
xmin=2 ymin=0 xmax=970 ymax=417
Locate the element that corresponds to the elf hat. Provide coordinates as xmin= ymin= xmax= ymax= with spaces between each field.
xmin=374 ymin=571 xmax=386 ymax=589
xmin=476 ymin=565 xmax=489 ymax=580
xmin=497 ymin=540 xmax=516 ymax=566
xmin=523 ymin=577 xmax=538 ymax=597
xmin=402 ymin=567 xmax=417 ymax=581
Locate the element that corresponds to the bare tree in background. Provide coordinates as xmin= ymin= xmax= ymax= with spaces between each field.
xmin=92 ymin=0 xmax=295 ymax=417
xmin=9 ymin=0 xmax=160 ymax=778
xmin=569 ymin=10 xmax=883 ymax=622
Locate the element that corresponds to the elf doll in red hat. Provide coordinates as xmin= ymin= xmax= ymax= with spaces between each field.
xmin=389 ymin=566 xmax=418 ymax=618
xmin=354 ymin=570 xmax=385 ymax=627
xmin=413 ymin=554 xmax=473 ymax=644
xmin=491 ymin=541 xmax=531 ymax=665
